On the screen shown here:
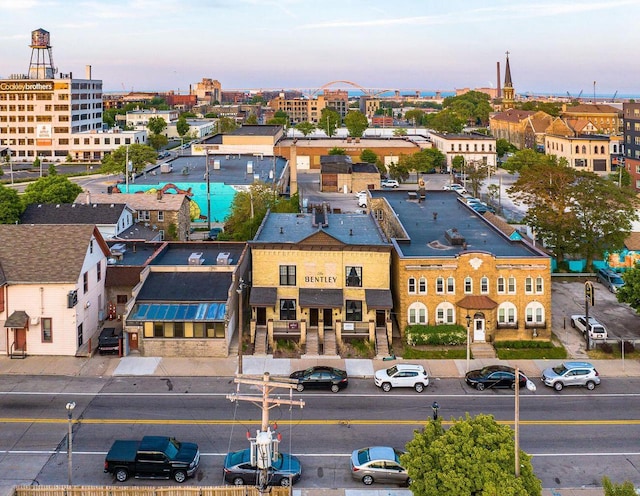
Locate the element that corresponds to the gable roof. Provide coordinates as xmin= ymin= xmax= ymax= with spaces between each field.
xmin=21 ymin=203 xmax=129 ymax=225
xmin=74 ymin=192 xmax=189 ymax=212
xmin=564 ymin=104 xmax=621 ymax=115
xmin=624 ymin=232 xmax=640 ymax=251
xmin=491 ymin=109 xmax=535 ymax=123
xmin=0 ymin=224 xmax=108 ymax=283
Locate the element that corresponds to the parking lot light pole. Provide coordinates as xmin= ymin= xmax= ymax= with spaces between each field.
xmin=66 ymin=401 xmax=76 ymax=486
xmin=465 ymin=314 xmax=472 ymax=373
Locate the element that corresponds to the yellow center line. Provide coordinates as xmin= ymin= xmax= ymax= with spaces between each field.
xmin=1 ymin=418 xmax=638 ymax=426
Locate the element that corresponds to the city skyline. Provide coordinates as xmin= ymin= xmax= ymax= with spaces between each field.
xmin=1 ymin=0 xmax=638 ymax=97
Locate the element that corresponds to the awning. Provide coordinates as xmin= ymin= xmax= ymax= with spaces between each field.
xmin=5 ymin=311 xmax=29 ymax=328
xmin=249 ymin=287 xmax=277 ymax=306
xmin=299 ymin=289 xmax=344 ymax=308
xmin=365 ymin=289 xmax=393 ymax=310
xmin=457 ymin=295 xmax=498 ymax=310
xmin=127 ymin=302 xmax=227 ymax=322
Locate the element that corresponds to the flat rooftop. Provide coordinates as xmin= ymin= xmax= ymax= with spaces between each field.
xmin=373 ymin=190 xmax=546 ymax=259
xmin=150 ymin=242 xmax=244 ymax=266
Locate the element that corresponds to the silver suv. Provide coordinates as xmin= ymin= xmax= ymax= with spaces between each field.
xmin=374 ymin=364 xmax=429 ymax=392
xmin=541 ymin=361 xmax=600 ymax=391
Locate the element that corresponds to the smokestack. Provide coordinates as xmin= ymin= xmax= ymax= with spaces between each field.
xmin=496 ymin=62 xmax=501 ymax=99
xmin=85 ymin=65 xmax=92 ymax=79
xmin=85 ymin=191 xmax=91 ymax=204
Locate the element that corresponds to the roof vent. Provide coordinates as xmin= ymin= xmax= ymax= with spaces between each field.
xmin=188 ymin=252 xmax=204 ymax=265
xmin=216 ymin=252 xmax=231 ymax=265
xmin=280 ymin=227 xmax=284 ymax=234
xmin=445 ymin=228 xmax=465 ymax=246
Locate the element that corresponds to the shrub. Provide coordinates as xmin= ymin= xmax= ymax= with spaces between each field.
xmin=493 ymin=340 xmax=554 ymax=349
xmin=406 ymin=324 xmax=466 ymax=346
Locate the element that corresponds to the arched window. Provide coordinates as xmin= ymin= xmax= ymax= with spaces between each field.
xmin=601 ymin=145 xmax=605 ymax=154
xmin=497 ymin=276 xmax=505 ymax=293
xmin=436 ymin=277 xmax=444 ymax=294
xmin=418 ymin=277 xmax=427 ymax=294
xmin=497 ymin=302 xmax=517 ymax=325
xmin=594 ymin=146 xmax=598 ymax=154
xmin=525 ymin=277 xmax=533 ymax=293
xmin=525 ymin=302 xmax=545 ymax=324
xmin=435 ymin=302 xmax=455 ymax=324
xmin=575 ymin=145 xmax=580 ymax=153
xmin=536 ymin=276 xmax=544 ymax=293
xmin=464 ymin=277 xmax=472 ymax=293
xmin=408 ymin=302 xmax=427 ymax=325
xmin=447 ymin=277 xmax=455 ymax=293
xmin=582 ymin=145 xmax=587 ymax=154
xmin=508 ymin=276 xmax=516 ymax=293
xmin=480 ymin=276 xmax=489 ymax=294
xmin=408 ymin=277 xmax=416 ymax=294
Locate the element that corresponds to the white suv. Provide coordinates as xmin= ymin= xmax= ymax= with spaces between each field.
xmin=541 ymin=361 xmax=600 ymax=391
xmin=374 ymin=364 xmax=429 ymax=393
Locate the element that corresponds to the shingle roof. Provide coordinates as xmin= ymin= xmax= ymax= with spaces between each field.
xmin=136 ymin=272 xmax=232 ymax=301
xmin=624 ymin=232 xmax=640 ymax=251
xmin=564 ymin=104 xmax=621 ymax=114
xmin=491 ymin=109 xmax=535 ymax=123
xmin=0 ymin=224 xmax=101 ymax=283
xmin=74 ymin=192 xmax=188 ymax=212
xmin=21 ymin=203 xmax=128 ymax=225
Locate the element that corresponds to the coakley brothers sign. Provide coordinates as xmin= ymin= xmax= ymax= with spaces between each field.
xmin=0 ymin=81 xmax=54 ymax=92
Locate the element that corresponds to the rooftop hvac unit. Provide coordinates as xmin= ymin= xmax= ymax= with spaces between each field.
xmin=188 ymin=252 xmax=204 ymax=265
xmin=110 ymin=243 xmax=127 ymax=255
xmin=216 ymin=252 xmax=231 ymax=265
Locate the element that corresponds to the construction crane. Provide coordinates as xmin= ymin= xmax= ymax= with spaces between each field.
xmin=566 ymin=90 xmax=583 ymax=102
xmin=612 ymin=90 xmax=618 ymax=102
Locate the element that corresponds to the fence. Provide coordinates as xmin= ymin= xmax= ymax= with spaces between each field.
xmin=14 ymin=486 xmax=291 ymax=496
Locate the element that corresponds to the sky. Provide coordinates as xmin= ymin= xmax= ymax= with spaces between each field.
xmin=1 ymin=0 xmax=638 ymax=97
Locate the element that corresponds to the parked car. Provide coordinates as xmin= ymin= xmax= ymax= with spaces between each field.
xmin=465 ymin=365 xmax=528 ymax=391
xmin=541 ymin=361 xmax=600 ymax=391
xmin=443 ymin=184 xmax=467 ymax=194
xmin=350 ymin=446 xmax=410 ymax=486
xmin=570 ymin=314 xmax=608 ymax=340
xmin=223 ymin=448 xmax=301 ymax=487
xmin=597 ymin=268 xmax=625 ymax=293
xmin=104 ymin=436 xmax=200 ymax=483
xmin=381 ymin=179 xmax=399 ymax=188
xmin=97 ymin=327 xmax=121 ymax=355
xmin=374 ymin=363 xmax=429 ymax=392
xmin=289 ymin=365 xmax=348 ymax=393
xmin=357 ymin=192 xmax=368 ymax=208
xmin=207 ymin=227 xmax=223 ymax=240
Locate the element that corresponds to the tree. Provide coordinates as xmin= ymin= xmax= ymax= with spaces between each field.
xmin=147 ymin=117 xmax=167 ymax=135
xmin=394 ymin=127 xmax=408 ymax=136
xmin=22 ymin=174 xmax=83 ymax=205
xmin=465 ymin=160 xmax=490 ymax=197
xmin=360 ymin=149 xmax=378 ymax=164
xmin=388 ymin=160 xmax=410 ymax=182
xmin=245 ymin=113 xmax=258 ymax=125
xmin=617 ymin=263 xmax=640 ymax=312
xmin=267 ymin=110 xmax=289 ymax=127
xmin=405 ymin=109 xmax=426 ymax=126
xmin=0 ymin=184 xmax=24 ymax=223
xmin=100 ymin=143 xmax=157 ymax=175
xmin=176 ymin=116 xmax=190 ymax=138
xmin=496 ymin=138 xmax=517 ymax=158
xmin=344 ymin=110 xmax=369 ymax=138
xmin=602 ymin=476 xmax=637 ymax=496
xmin=318 ymin=107 xmax=341 ymax=137
xmin=426 ymin=109 xmax=464 ymax=133
xmin=147 ymin=133 xmax=168 ymax=151
xmin=328 ymin=147 xmax=346 ymax=155
xmin=217 ymin=116 xmax=239 ymax=134
xmin=402 ymin=413 xmax=541 ymax=496
xmin=295 ymin=121 xmax=315 ymax=140
xmin=503 ymin=149 xmax=544 ymax=173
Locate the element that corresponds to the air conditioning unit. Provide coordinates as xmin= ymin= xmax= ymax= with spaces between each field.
xmin=30 ymin=317 xmax=40 ymax=325
xmin=216 ymin=252 xmax=231 ymax=265
xmin=188 ymin=252 xmax=204 ymax=265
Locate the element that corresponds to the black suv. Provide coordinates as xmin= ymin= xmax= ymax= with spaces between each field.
xmin=98 ymin=327 xmax=121 ymax=355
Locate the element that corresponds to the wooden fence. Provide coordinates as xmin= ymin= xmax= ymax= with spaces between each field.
xmin=14 ymin=486 xmax=291 ymax=496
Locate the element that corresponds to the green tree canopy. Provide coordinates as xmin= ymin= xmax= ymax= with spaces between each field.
xmin=223 ymin=183 xmax=298 ymax=240
xmin=425 ymin=109 xmax=465 ymax=133
xmin=0 ymin=184 xmax=24 ymax=223
xmin=147 ymin=117 xmax=167 ymax=135
xmin=496 ymin=138 xmax=517 ymax=158
xmin=402 ymin=413 xmax=541 ymax=496
xmin=442 ymin=91 xmax=493 ymax=125
xmin=393 ymin=127 xmax=408 ymax=136
xmin=344 ymin=110 xmax=369 ymax=138
xmin=360 ymin=149 xmax=378 ymax=164
xmin=295 ymin=121 xmax=315 ymax=138
xmin=318 ymin=108 xmax=341 ymax=137
xmin=147 ymin=133 xmax=169 ymax=151
xmin=176 ymin=116 xmax=190 ymax=137
xmin=405 ymin=109 xmax=426 ymax=126
xmin=22 ymin=174 xmax=83 ymax=205
xmin=602 ymin=476 xmax=637 ymax=496
xmin=180 ymin=111 xmax=197 ymax=118
xmin=100 ymin=143 xmax=157 ymax=175
xmin=217 ymin=116 xmax=239 ymax=134
xmin=328 ymin=147 xmax=346 ymax=155
xmin=503 ymin=149 xmax=545 ymax=173
xmin=245 ymin=114 xmax=258 ymax=125
xmin=617 ymin=264 xmax=640 ymax=312
xmin=465 ymin=160 xmax=490 ymax=197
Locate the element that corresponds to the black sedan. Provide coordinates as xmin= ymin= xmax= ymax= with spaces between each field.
xmin=289 ymin=365 xmax=348 ymax=393
xmin=464 ymin=365 xmax=527 ymax=391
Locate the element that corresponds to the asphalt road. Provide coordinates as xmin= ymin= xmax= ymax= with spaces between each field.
xmin=1 ymin=375 xmax=639 ymax=490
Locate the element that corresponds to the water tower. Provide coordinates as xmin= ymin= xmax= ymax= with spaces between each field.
xmin=28 ymin=28 xmax=57 ymax=79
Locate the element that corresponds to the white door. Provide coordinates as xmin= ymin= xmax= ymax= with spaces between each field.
xmin=473 ymin=318 xmax=486 ymax=342
xmin=296 ymin=156 xmax=310 ymax=170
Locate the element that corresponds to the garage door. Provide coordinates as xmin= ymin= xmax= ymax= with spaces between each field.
xmin=296 ymin=155 xmax=310 ymax=170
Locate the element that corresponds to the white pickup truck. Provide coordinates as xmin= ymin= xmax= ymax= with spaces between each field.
xmin=570 ymin=314 xmax=608 ymax=340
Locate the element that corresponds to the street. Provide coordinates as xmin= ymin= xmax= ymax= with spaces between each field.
xmin=1 ymin=375 xmax=639 ymax=490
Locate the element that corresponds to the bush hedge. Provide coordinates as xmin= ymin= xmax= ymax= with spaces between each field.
xmin=406 ymin=324 xmax=467 ymax=346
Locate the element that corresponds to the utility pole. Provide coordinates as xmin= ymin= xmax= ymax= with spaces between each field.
xmin=227 ymin=372 xmax=304 ymax=494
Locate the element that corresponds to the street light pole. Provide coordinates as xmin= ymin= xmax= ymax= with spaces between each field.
xmin=465 ymin=314 xmax=471 ymax=373
xmin=66 ymin=401 xmax=76 ymax=486
xmin=514 ymin=366 xmax=520 ymax=478
xmin=236 ymin=279 xmax=245 ymax=375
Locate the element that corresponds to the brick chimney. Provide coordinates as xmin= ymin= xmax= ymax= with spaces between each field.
xmin=289 ymin=142 xmax=298 ymax=195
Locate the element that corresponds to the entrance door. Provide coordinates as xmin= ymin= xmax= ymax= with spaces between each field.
xmin=309 ymin=308 xmax=319 ymax=327
xmin=323 ymin=309 xmax=333 ymax=329
xmin=473 ymin=318 xmax=486 ymax=342
xmin=15 ymin=329 xmax=26 ymax=351
xmin=129 ymin=332 xmax=139 ymax=351
xmin=376 ymin=310 xmax=386 ymax=327
xmin=256 ymin=307 xmax=266 ymax=326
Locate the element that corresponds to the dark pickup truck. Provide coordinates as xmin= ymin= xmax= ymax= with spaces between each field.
xmin=104 ymin=436 xmax=200 ymax=483
xmin=97 ymin=327 xmax=121 ymax=355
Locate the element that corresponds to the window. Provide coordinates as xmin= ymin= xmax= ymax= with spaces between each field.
xmin=418 ymin=277 xmax=426 ymax=294
xmin=436 ymin=277 xmax=444 ymax=294
xmin=497 ymin=276 xmax=505 ymax=293
xmin=116 ymin=294 xmax=128 ymax=304
xmin=447 ymin=277 xmax=455 ymax=293
xmin=89 ymin=239 xmax=93 ymax=254
xmin=526 ymin=302 xmax=545 ymax=324
xmin=508 ymin=277 xmax=516 ymax=293
xmin=138 ymin=210 xmax=150 ymax=221
xmin=96 ymin=261 xmax=101 ymax=282
xmin=464 ymin=277 xmax=472 ymax=294
xmin=83 ymin=272 xmax=89 ymax=293
xmin=153 ymin=322 xmax=164 ymax=337
xmin=435 ymin=302 xmax=455 ymax=324
xmin=408 ymin=277 xmax=416 ymax=294
xmin=536 ymin=277 xmax=543 ymax=293
xmin=174 ymin=322 xmax=184 ymax=338
xmin=480 ymin=276 xmax=488 ymax=294
xmin=408 ymin=302 xmax=427 ymax=325
xmin=42 ymin=318 xmax=52 ymax=342
xmin=280 ymin=299 xmax=296 ymax=320
xmin=525 ymin=277 xmax=533 ymax=293
xmin=497 ymin=303 xmax=517 ymax=325
xmin=279 ymin=265 xmax=296 ymax=286
xmin=346 ymin=300 xmax=362 ymax=321
xmin=346 ymin=266 xmax=362 ymax=287
xmin=158 ymin=211 xmax=164 ymax=222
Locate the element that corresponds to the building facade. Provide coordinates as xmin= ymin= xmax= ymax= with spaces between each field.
xmin=429 ymin=132 xmax=497 ymax=170
xmin=623 ymin=102 xmax=640 ymax=190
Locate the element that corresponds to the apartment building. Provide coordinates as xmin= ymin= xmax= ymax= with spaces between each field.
xmin=429 ymin=132 xmax=497 ymax=170
xmin=623 ymin=102 xmax=640 ymax=190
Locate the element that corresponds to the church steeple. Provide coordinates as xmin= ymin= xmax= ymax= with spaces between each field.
xmin=502 ymin=51 xmax=515 ymax=109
